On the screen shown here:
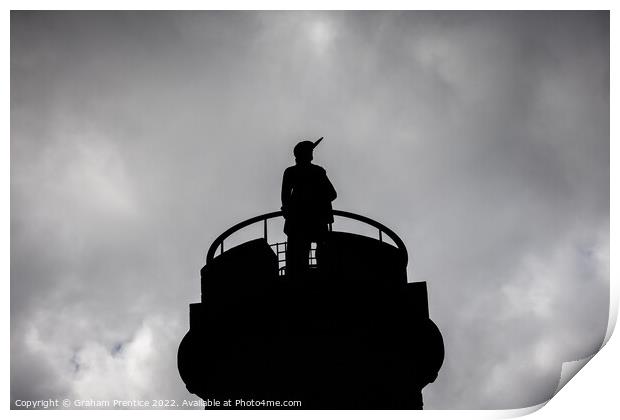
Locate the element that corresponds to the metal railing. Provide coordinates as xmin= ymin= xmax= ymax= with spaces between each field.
xmin=205 ymin=210 xmax=409 ymax=270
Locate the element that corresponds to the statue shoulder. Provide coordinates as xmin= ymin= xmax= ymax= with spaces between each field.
xmin=311 ymin=164 xmax=327 ymax=174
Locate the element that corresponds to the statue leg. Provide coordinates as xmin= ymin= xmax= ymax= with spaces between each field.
xmin=286 ymin=235 xmax=311 ymax=277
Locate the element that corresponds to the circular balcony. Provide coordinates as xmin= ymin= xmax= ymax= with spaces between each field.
xmin=205 ymin=209 xmax=409 ymax=275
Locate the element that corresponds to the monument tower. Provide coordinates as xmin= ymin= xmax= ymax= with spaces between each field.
xmin=178 ymin=140 xmax=444 ymax=409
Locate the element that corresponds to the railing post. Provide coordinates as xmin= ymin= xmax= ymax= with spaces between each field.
xmin=263 ymin=219 xmax=268 ymax=242
xmin=379 ymin=229 xmax=383 ymax=243
xmin=220 ymin=241 xmax=224 ymax=255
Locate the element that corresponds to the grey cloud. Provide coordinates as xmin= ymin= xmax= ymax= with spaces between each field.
xmin=11 ymin=11 xmax=608 ymax=409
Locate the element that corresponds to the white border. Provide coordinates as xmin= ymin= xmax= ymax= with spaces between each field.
xmin=4 ymin=2 xmax=616 ymax=419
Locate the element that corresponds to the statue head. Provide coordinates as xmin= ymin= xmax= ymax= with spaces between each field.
xmin=293 ymin=141 xmax=315 ymax=163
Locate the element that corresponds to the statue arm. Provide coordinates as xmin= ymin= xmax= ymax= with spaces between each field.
xmin=324 ymin=171 xmax=337 ymax=202
xmin=281 ymin=169 xmax=292 ymax=215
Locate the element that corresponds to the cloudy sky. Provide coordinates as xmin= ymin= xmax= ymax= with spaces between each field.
xmin=11 ymin=11 xmax=609 ymax=409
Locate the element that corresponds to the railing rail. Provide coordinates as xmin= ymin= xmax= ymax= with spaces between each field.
xmin=205 ymin=210 xmax=408 ymax=266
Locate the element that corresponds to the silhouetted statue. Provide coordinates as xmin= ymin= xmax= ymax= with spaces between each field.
xmin=281 ymin=138 xmax=337 ymax=275
xmin=178 ymin=140 xmax=445 ymax=409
